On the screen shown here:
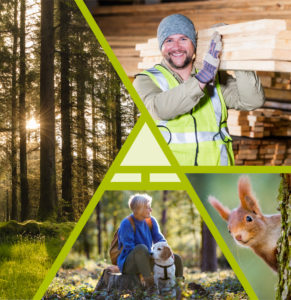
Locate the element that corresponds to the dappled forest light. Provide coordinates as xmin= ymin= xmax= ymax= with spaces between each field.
xmin=0 ymin=0 xmax=137 ymax=222
xmin=46 ymin=190 xmax=246 ymax=299
xmin=71 ymin=191 xmax=222 ymax=269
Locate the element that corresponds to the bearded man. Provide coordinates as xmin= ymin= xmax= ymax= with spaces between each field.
xmin=133 ymin=14 xmax=265 ymax=166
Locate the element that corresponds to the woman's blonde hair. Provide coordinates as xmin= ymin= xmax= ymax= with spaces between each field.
xmin=128 ymin=193 xmax=152 ymax=213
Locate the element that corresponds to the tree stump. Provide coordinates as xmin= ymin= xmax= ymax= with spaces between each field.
xmin=94 ymin=266 xmax=142 ymax=293
xmin=107 ymin=273 xmax=142 ymax=291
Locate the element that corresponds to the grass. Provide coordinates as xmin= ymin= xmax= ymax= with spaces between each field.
xmin=0 ymin=221 xmax=75 ymax=299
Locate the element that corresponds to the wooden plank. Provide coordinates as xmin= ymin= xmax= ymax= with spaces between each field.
xmin=198 ymin=38 xmax=291 ymax=51
xmin=112 ymin=48 xmax=140 ymax=57
xmin=137 ymin=33 xmax=291 ymax=56
xmin=198 ymin=19 xmax=291 ymax=37
xmin=264 ymin=88 xmax=291 ymax=100
xmin=138 ymin=59 xmax=291 ymax=73
xmin=139 ymin=45 xmax=291 ymax=62
xmin=264 ymin=101 xmax=291 ymax=109
xmin=207 ymin=60 xmax=291 ymax=73
xmin=93 ymin=0 xmax=291 ymax=15
xmin=200 ymin=49 xmax=291 ymax=62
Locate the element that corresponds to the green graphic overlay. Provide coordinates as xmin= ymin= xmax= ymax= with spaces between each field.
xmin=33 ymin=1 xmax=291 ymax=299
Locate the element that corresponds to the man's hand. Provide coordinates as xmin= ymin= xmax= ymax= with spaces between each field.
xmin=195 ymin=31 xmax=222 ymax=84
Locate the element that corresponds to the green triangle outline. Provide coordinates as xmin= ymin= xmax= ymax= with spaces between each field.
xmin=71 ymin=2 xmax=261 ymax=298
xmin=33 ymin=172 xmax=258 ymax=300
xmin=32 ymin=1 xmax=264 ymax=299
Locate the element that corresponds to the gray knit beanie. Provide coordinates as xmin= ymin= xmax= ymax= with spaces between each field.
xmin=157 ymin=14 xmax=197 ymax=50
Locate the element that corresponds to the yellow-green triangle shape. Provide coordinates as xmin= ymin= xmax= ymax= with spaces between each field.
xmin=121 ymin=123 xmax=170 ymax=166
xmin=32 ymin=2 xmax=270 ymax=300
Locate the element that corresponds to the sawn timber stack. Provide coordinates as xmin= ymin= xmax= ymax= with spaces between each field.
xmin=136 ymin=19 xmax=291 ymax=72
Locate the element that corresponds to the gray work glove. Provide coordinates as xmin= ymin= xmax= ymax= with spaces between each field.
xmin=195 ymin=31 xmax=222 ymax=83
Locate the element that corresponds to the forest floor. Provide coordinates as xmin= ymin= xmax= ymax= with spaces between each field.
xmin=0 ymin=220 xmax=75 ymax=299
xmin=45 ymin=259 xmax=248 ymax=299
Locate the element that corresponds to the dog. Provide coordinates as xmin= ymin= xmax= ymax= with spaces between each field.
xmin=152 ymin=241 xmax=176 ymax=296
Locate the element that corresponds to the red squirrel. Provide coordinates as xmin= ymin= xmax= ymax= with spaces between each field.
xmin=209 ymin=176 xmax=281 ymax=272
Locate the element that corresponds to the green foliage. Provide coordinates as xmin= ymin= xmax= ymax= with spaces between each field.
xmin=0 ymin=220 xmax=75 ymax=242
xmin=0 ymin=221 xmax=75 ymax=299
xmin=0 ymin=237 xmax=55 ymax=299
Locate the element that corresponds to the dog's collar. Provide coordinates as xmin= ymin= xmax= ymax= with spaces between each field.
xmin=154 ymin=262 xmax=174 ymax=280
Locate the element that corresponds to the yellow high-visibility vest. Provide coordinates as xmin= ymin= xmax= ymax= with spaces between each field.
xmin=142 ymin=64 xmax=235 ymax=166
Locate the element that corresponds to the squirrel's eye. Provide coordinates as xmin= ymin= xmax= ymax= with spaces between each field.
xmin=246 ymin=215 xmax=253 ymax=222
xmin=228 ymin=229 xmax=231 ymax=234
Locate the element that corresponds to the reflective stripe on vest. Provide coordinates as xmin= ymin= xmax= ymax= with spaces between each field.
xmin=146 ymin=67 xmax=169 ymax=91
xmin=142 ymin=65 xmax=234 ymax=166
xmin=159 ymin=127 xmax=230 ymax=144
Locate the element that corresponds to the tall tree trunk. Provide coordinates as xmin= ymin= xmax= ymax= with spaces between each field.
xmin=161 ymin=190 xmax=168 ymax=236
xmin=133 ymin=103 xmax=138 ymax=125
xmin=91 ymin=69 xmax=100 ymax=190
xmin=201 ymin=221 xmax=217 ymax=272
xmin=59 ymin=0 xmax=73 ymax=220
xmin=276 ymin=174 xmax=291 ymax=300
xmin=19 ymin=0 xmax=30 ymax=221
xmin=96 ymin=203 xmax=102 ymax=255
xmin=91 ymin=79 xmax=102 ymax=255
xmin=39 ymin=0 xmax=57 ymax=220
xmin=76 ymin=49 xmax=88 ymax=211
xmin=112 ymin=72 xmax=122 ymax=156
xmin=6 ymin=190 xmax=10 ymax=221
xmin=105 ymin=63 xmax=113 ymax=167
xmin=11 ymin=0 xmax=18 ymax=220
xmin=103 ymin=215 xmax=108 ymax=258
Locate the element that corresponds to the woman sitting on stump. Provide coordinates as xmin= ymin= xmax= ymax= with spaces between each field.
xmin=117 ymin=193 xmax=183 ymax=294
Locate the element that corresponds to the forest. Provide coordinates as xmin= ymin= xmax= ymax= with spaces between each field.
xmin=0 ymin=0 xmax=137 ymax=223
xmin=45 ymin=190 xmax=248 ymax=299
xmin=0 ymin=0 xmax=136 ymax=298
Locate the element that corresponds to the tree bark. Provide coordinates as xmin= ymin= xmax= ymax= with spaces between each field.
xmin=19 ymin=0 xmax=30 ymax=221
xmin=276 ymin=174 xmax=291 ymax=300
xmin=201 ymin=221 xmax=217 ymax=272
xmin=161 ymin=190 xmax=168 ymax=236
xmin=114 ymin=73 xmax=122 ymax=155
xmin=59 ymin=0 xmax=73 ymax=221
xmin=6 ymin=190 xmax=10 ymax=221
xmin=133 ymin=103 xmax=139 ymax=125
xmin=11 ymin=0 xmax=18 ymax=220
xmin=39 ymin=0 xmax=57 ymax=220
xmin=96 ymin=202 xmax=102 ymax=255
xmin=91 ymin=66 xmax=100 ymax=191
xmin=76 ymin=46 xmax=88 ymax=210
xmin=91 ymin=76 xmax=102 ymax=255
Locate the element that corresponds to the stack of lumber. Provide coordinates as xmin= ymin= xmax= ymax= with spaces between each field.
xmin=232 ymin=138 xmax=291 ymax=165
xmin=258 ymin=71 xmax=291 ymax=90
xmin=257 ymin=71 xmax=291 ymax=108
xmin=227 ymin=108 xmax=291 ymax=138
xmin=136 ymin=19 xmax=291 ymax=72
xmin=93 ymin=1 xmax=291 ymax=166
xmin=93 ymin=0 xmax=291 ymax=76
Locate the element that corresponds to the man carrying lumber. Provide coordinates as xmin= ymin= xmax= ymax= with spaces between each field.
xmin=133 ymin=14 xmax=265 ymax=166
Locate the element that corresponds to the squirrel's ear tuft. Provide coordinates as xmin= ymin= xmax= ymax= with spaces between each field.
xmin=238 ymin=176 xmax=262 ymax=215
xmin=208 ymin=195 xmax=230 ymax=221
